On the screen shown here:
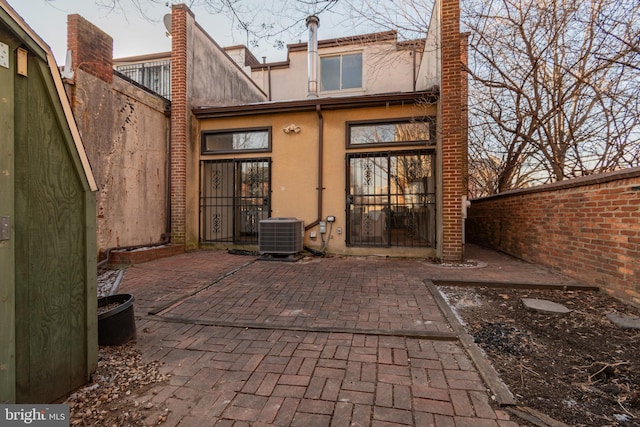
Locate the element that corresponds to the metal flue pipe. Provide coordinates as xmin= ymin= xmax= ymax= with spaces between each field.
xmin=306 ymin=15 xmax=320 ymax=98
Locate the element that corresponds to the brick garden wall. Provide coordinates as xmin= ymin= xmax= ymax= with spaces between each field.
xmin=467 ymin=167 xmax=640 ymax=306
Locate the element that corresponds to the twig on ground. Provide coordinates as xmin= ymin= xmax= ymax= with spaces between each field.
xmin=521 ymin=364 xmax=541 ymax=377
xmin=588 ymin=361 xmax=630 ymax=384
xmin=618 ymin=398 xmax=635 ymax=418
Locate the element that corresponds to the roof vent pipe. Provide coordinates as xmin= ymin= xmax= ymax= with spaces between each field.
xmin=306 ymin=15 xmax=320 ymax=98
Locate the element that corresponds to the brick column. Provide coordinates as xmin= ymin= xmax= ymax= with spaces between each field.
xmin=170 ymin=5 xmax=191 ymax=244
xmin=440 ymin=0 xmax=465 ymax=262
xmin=461 ymin=32 xmax=469 ymax=196
xmin=67 ymin=14 xmax=113 ymax=84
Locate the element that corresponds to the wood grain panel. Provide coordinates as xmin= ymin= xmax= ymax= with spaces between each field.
xmin=0 ymin=26 xmax=18 ymax=405
xmin=14 ymin=51 xmax=88 ymax=403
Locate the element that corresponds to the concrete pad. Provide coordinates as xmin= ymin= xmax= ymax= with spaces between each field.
xmin=606 ymin=313 xmax=640 ymax=330
xmin=522 ymin=298 xmax=571 ymax=314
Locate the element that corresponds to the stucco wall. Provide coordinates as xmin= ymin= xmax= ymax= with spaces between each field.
xmin=188 ymin=19 xmax=267 ymax=107
xmin=256 ymin=39 xmax=420 ymax=101
xmin=71 ymin=70 xmax=169 ymax=255
xmin=467 ymin=168 xmax=640 ymax=306
xmin=193 ymin=103 xmax=439 ymax=258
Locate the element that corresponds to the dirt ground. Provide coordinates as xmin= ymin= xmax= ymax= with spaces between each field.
xmin=64 ymin=344 xmax=169 ymax=426
xmin=438 ymin=285 xmax=640 ymax=427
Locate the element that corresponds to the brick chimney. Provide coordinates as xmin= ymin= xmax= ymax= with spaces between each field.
xmin=440 ymin=0 xmax=465 ymax=262
xmin=67 ymin=14 xmax=113 ymax=83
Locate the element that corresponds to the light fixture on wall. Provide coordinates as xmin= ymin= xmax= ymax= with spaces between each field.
xmin=283 ymin=124 xmax=301 ymax=134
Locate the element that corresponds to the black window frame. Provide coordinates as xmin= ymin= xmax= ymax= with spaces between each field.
xmin=345 ymin=149 xmax=437 ymax=248
xmin=346 ymin=117 xmax=436 ymax=149
xmin=201 ymin=127 xmax=272 ymax=155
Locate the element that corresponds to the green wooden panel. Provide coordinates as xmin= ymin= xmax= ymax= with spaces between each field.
xmin=14 ymin=50 xmax=90 ymax=403
xmin=0 ymin=26 xmax=17 ymax=405
xmin=33 ymin=53 xmax=98 ymax=388
xmin=84 ymin=193 xmax=97 ymax=379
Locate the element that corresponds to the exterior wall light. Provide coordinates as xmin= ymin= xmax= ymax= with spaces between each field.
xmin=283 ymin=124 xmax=301 ymax=134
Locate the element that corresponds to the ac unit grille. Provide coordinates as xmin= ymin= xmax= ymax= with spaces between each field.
xmin=259 ymin=218 xmax=304 ymax=254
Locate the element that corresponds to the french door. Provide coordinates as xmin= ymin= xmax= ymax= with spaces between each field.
xmin=200 ymin=158 xmax=271 ymax=243
xmin=347 ymin=150 xmax=436 ymax=247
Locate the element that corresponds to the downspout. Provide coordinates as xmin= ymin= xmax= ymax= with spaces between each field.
xmin=305 ymin=104 xmax=324 ymax=231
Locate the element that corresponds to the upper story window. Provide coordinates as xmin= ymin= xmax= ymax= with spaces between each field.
xmin=347 ymin=118 xmax=434 ymax=148
xmin=320 ymin=53 xmax=363 ymax=91
xmin=202 ymin=128 xmax=271 ymax=154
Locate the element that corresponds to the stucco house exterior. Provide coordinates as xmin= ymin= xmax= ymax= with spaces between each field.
xmin=70 ymin=0 xmax=466 ymax=263
xmin=174 ymin=0 xmax=467 ymax=261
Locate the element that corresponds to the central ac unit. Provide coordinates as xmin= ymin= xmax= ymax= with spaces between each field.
xmin=259 ymin=218 xmax=304 ymax=255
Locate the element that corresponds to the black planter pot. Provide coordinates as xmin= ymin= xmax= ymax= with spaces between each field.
xmin=98 ymin=294 xmax=136 ymax=346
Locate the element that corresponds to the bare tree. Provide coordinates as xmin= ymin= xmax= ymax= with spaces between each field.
xmin=289 ymin=0 xmax=640 ymax=193
xmin=91 ymin=0 xmax=345 ymax=49
xmin=465 ymin=0 xmax=640 ymax=191
xmin=89 ymin=0 xmax=640 ymax=194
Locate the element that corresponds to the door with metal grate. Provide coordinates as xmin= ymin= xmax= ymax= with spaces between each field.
xmin=347 ymin=150 xmax=436 ymax=247
xmin=200 ymin=159 xmax=271 ymax=243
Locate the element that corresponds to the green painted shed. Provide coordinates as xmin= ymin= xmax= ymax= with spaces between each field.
xmin=0 ymin=1 xmax=98 ymax=403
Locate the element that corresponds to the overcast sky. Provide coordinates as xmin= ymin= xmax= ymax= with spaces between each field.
xmin=7 ymin=0 xmax=356 ymax=66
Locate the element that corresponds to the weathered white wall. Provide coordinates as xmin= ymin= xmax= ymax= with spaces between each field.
xmin=71 ymin=70 xmax=169 ymax=255
xmin=254 ymin=36 xmax=422 ymax=101
xmin=416 ymin=0 xmax=440 ymax=91
xmin=223 ymin=45 xmax=257 ymax=77
xmin=188 ymin=20 xmax=267 ymax=107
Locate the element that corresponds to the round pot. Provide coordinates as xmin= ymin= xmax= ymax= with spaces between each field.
xmin=98 ymin=294 xmax=136 ymax=346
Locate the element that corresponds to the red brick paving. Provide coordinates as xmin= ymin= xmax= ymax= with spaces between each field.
xmin=118 ymin=246 xmax=573 ymax=426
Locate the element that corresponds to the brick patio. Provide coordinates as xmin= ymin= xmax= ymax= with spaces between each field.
xmin=117 ymin=245 xmax=577 ymax=426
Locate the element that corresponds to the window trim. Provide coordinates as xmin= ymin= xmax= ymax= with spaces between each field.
xmin=320 ymin=52 xmax=363 ymax=92
xmin=345 ymin=117 xmax=436 ymax=149
xmin=201 ymin=127 xmax=272 ymax=154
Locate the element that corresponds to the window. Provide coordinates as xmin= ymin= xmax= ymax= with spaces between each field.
xmin=202 ymin=128 xmax=271 ymax=154
xmin=320 ymin=53 xmax=362 ymax=91
xmin=348 ymin=119 xmax=434 ymax=147
xmin=347 ymin=151 xmax=436 ymax=248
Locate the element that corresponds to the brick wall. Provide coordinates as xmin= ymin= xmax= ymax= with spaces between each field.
xmin=460 ymin=32 xmax=469 ymax=200
xmin=67 ymin=14 xmax=113 ymax=83
xmin=170 ymin=4 xmax=191 ymax=244
xmin=440 ymin=0 xmax=466 ymax=262
xmin=467 ymin=167 xmax=640 ymax=306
